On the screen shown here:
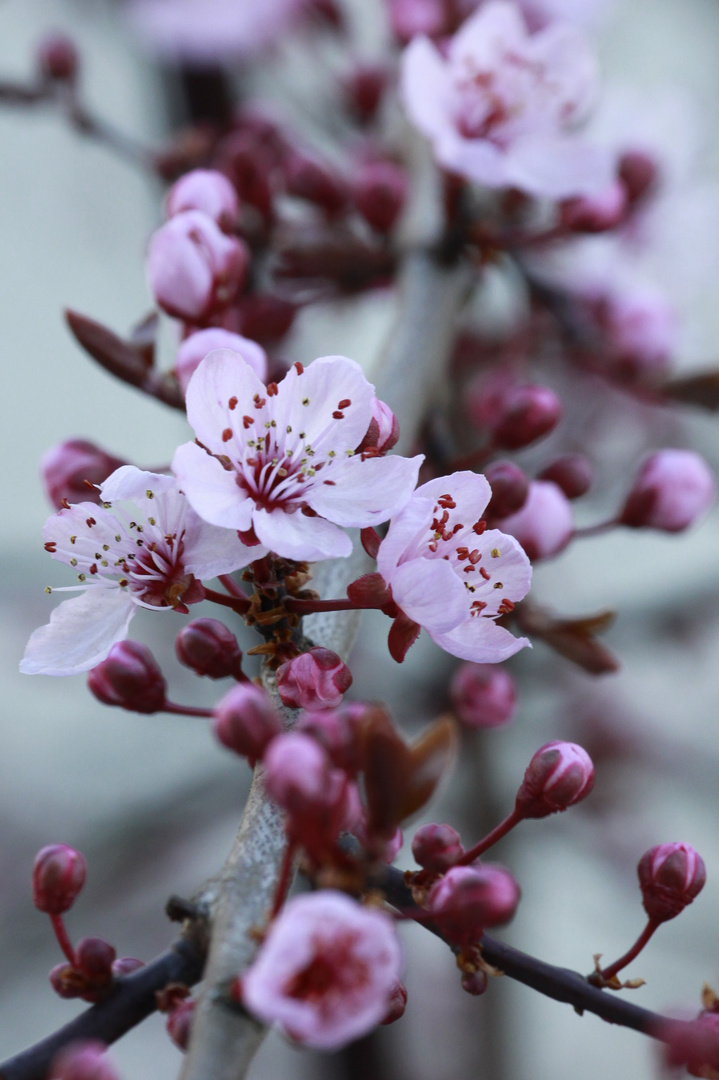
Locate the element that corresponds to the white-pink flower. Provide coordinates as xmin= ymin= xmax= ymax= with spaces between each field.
xmin=172 ymin=351 xmax=423 ymax=562
xmin=400 ymin=0 xmax=612 ymax=198
xmin=20 ymin=467 xmax=246 ymax=677
xmin=376 ymin=472 xmax=532 ymax=662
xmin=241 ymin=891 xmax=402 ymax=1049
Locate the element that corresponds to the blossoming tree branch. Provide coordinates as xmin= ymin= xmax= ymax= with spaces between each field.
xmin=4 ymin=0 xmax=719 ymax=1077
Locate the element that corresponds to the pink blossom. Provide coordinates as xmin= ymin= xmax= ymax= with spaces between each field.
xmin=147 ymin=210 xmax=248 ymax=322
xmin=619 ymin=450 xmax=715 ymax=533
xmin=499 ymin=480 xmax=573 ymax=561
xmin=20 ymin=467 xmax=245 ymax=676
xmin=400 ymin=1 xmax=611 ymax=199
xmin=175 ymin=331 xmax=267 ymax=394
xmin=263 ymin=733 xmax=348 ymax=820
xmin=376 ymin=472 xmax=531 ymax=663
xmin=241 ymin=891 xmax=402 ymax=1048
xmin=165 ymin=169 xmax=239 ymax=230
xmin=172 ymin=351 xmax=422 ymax=563
xmin=48 ymin=1042 xmax=120 ymax=1080
xmin=213 ymin=683 xmax=281 ymax=762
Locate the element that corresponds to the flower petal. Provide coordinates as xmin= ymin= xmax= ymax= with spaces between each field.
xmin=252 ymin=507 xmax=352 ymax=562
xmin=400 ymin=36 xmax=451 ymax=141
xmin=182 ymin=515 xmax=255 ymax=578
xmin=100 ymin=466 xmax=177 ymax=502
xmin=390 ymin=559 xmax=467 ymax=633
xmin=430 ymin=617 xmax=530 ymax=663
xmin=184 ymin=348 xmax=268 ymax=454
xmin=20 ymin=589 xmax=136 ymax=676
xmin=506 ymin=135 xmax=614 ymax=198
xmin=277 ymin=356 xmax=375 ymax=458
xmin=172 ymin=441 xmax=254 ymax=531
xmin=306 ymin=454 xmax=423 ymax=528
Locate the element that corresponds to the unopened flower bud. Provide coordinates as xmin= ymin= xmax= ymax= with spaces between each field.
xmin=491 ymin=384 xmax=562 ymax=450
xmin=619 ymin=450 xmax=715 ymax=533
xmin=461 ymin=969 xmax=488 ymax=996
xmin=484 ymin=461 xmax=529 ymax=520
xmin=427 ymin=865 xmax=520 ymax=945
xmin=111 ymin=957 xmax=144 ymax=978
xmin=352 ymin=160 xmax=407 ymax=233
xmin=515 ymin=741 xmax=594 ymax=819
xmin=49 ymin=963 xmax=84 ymax=999
xmin=500 ymin=480 xmax=573 ymax=561
xmin=37 ymin=33 xmax=79 ymax=83
xmin=638 ymin=842 xmax=706 ymax=923
xmin=538 ymin=454 xmax=593 ymax=500
xmin=343 ymin=64 xmax=388 ymax=124
xmin=618 ymin=150 xmax=658 ymax=204
xmin=235 ymin=293 xmax=296 ymax=344
xmin=284 ymin=153 xmax=348 ymax=216
xmin=356 ymin=398 xmax=399 ymax=456
xmin=412 ymin=823 xmax=464 ymax=872
xmin=380 ymin=982 xmax=408 ymax=1024
xmin=559 ymin=181 xmax=627 ymax=233
xmin=33 ymin=844 xmax=86 ymax=914
xmin=87 ymin=641 xmax=166 ymax=714
xmin=147 ymin=210 xmax=249 ymax=322
xmin=48 ymin=1041 xmax=120 ymax=1080
xmin=74 ymin=937 xmax=116 ymax=983
xmin=212 ymin=683 xmax=281 ymax=762
xmin=167 ymin=998 xmax=196 ymax=1051
xmin=263 ymin=732 xmax=347 ymax=819
xmin=214 ymin=131 xmax=275 ymax=218
xmin=297 ymin=702 xmax=370 ymax=772
xmin=41 ymin=439 xmax=126 ymax=510
xmin=595 ymin=288 xmax=677 ymax=383
xmin=165 ymin=169 xmax=239 ymax=231
xmin=176 ymin=618 xmax=244 ymax=679
xmin=175 ymin=330 xmax=267 ymax=394
xmin=450 ymin=664 xmax=516 ymax=729
xmin=276 ymin=647 xmax=352 ymax=710
xmin=662 ymin=1014 xmax=719 ymax=1078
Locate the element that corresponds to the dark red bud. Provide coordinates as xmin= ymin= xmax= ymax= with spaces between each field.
xmin=74 ymin=937 xmax=116 ymax=983
xmin=33 ymin=844 xmax=86 ymax=914
xmin=380 ymin=982 xmax=408 ymax=1024
xmin=618 ymin=150 xmax=659 ymax=204
xmin=343 ymin=64 xmax=388 ymax=123
xmin=352 ymin=161 xmax=407 ymax=233
xmin=235 ymin=294 xmax=296 ymax=345
xmin=638 ymin=843 xmax=706 ymax=923
xmin=167 ymin=998 xmax=196 ymax=1051
xmin=284 ymin=153 xmax=348 ymax=216
xmin=412 ymin=823 xmax=464 ymax=872
xmin=537 ymin=454 xmax=593 ymax=499
xmin=484 ymin=461 xmax=529 ymax=520
xmin=37 ymin=33 xmax=79 ymax=83
xmin=175 ymin=618 xmax=244 ymax=679
xmin=515 ymin=741 xmax=594 ymax=819
xmin=212 ymin=683 xmax=282 ymax=762
xmin=87 ymin=641 xmax=166 ymax=714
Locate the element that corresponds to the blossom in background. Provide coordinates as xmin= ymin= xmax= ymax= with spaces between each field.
xmin=20 ymin=467 xmax=245 ymax=677
xmin=400 ymin=0 xmax=611 ymax=198
xmin=172 ymin=351 xmax=422 ymax=562
xmin=375 ymin=472 xmax=532 ymax=662
xmin=241 ymin=891 xmax=402 ymax=1048
xmin=174 ymin=328 xmax=267 ymax=395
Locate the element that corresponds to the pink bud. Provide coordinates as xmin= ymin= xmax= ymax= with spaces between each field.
xmin=427 ymin=865 xmax=520 ymax=945
xmin=595 ymin=289 xmax=677 ymax=383
xmin=212 ymin=683 xmax=282 ymax=763
xmin=638 ymin=843 xmax=706 ymax=923
xmin=276 ymin=647 xmax=352 ymax=710
xmin=147 ymin=210 xmax=249 ymax=322
xmin=491 ymin=384 xmax=562 ymax=450
xmin=87 ymin=641 xmax=167 ymax=714
xmin=37 ymin=33 xmax=79 ymax=83
xmin=343 ymin=64 xmax=388 ymax=124
xmin=538 ymin=454 xmax=593 ymax=500
xmin=484 ymin=461 xmax=529 ymax=520
xmin=619 ymin=450 xmax=715 ymax=533
xmin=297 ymin=702 xmax=369 ymax=772
xmin=380 ymin=982 xmax=408 ymax=1024
xmin=33 ymin=844 xmax=86 ymax=914
xmin=662 ymin=1015 xmax=719 ymax=1078
xmin=175 ymin=329 xmax=267 ymax=394
xmin=40 ymin=439 xmax=126 ymax=510
xmin=263 ymin=732 xmax=348 ymax=820
xmin=412 ymin=823 xmax=464 ymax=872
xmin=74 ymin=937 xmax=116 ymax=983
xmin=235 ymin=293 xmax=296 ymax=345
xmin=559 ymin=181 xmax=627 ymax=233
xmin=167 ymin=998 xmax=196 ymax=1051
xmin=165 ymin=169 xmax=239 ymax=231
xmin=356 ymin=398 xmax=400 ymax=456
xmin=450 ymin=664 xmax=516 ymax=730
xmin=49 ymin=963 xmax=84 ymax=999
xmin=618 ymin=150 xmax=658 ymax=204
xmin=214 ymin=131 xmax=275 ymax=218
xmin=352 ymin=160 xmax=407 ymax=233
xmin=48 ymin=1041 xmax=120 ymax=1080
xmin=500 ymin=480 xmax=574 ymax=561
xmin=515 ymin=741 xmax=594 ymax=819
xmin=111 ymin=957 xmax=144 ymax=978
xmin=284 ymin=153 xmax=348 ymax=216
xmin=175 ymin=618 xmax=244 ymax=680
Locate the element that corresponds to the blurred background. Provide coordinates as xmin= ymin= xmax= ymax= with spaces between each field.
xmin=3 ymin=0 xmax=719 ymax=1077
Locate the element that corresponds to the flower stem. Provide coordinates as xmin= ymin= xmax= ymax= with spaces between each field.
xmin=203 ymin=587 xmax=250 ymax=614
xmin=572 ymin=519 xmax=618 ymax=540
xmin=598 ymin=919 xmax=659 ymax=982
xmin=457 ymin=807 xmax=523 ymax=865
xmin=217 ymin=575 xmax=249 ymax=601
xmin=164 ymin=702 xmax=214 ymax=718
xmin=284 ymin=597 xmax=368 ymax=614
xmin=50 ymin=914 xmax=76 ymax=966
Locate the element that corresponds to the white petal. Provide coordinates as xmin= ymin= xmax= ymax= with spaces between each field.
xmin=390 ymin=559 xmax=467 ymax=633
xmin=278 ymin=356 xmax=375 ymax=459
xmin=400 ymin=36 xmax=451 ymax=141
xmin=506 ymin=135 xmax=614 ymax=198
xmin=252 ymin=507 xmax=351 ymax=562
xmin=416 ymin=471 xmax=492 ymax=520
xmin=429 ymin=618 xmax=531 ymax=663
xmin=20 ymin=589 xmax=136 ymax=676
xmin=172 ymin=441 xmax=253 ymax=531
xmin=185 ymin=348 xmax=268 ymax=454
xmin=376 ymin=495 xmax=435 ymax=579
xmin=306 ymin=454 xmax=423 ymax=528
xmin=182 ymin=514 xmax=255 ymax=577
xmin=100 ymin=466 xmax=177 ymax=502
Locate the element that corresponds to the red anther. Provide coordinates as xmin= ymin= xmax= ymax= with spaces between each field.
xmin=638 ymin=843 xmax=706 ymax=923
xmin=484 ymin=461 xmax=529 ymax=520
xmin=538 ymin=454 xmax=593 ymax=499
xmin=87 ymin=641 xmax=167 ymax=714
xmin=41 ymin=439 xmax=126 ymax=510
xmin=167 ymin=998 xmax=196 ymax=1051
xmin=176 ymin=618 xmax=245 ymax=680
xmin=212 ymin=683 xmax=282 ymax=764
xmin=380 ymin=982 xmax=408 ymax=1024
xmin=412 ymin=823 xmax=464 ymax=873
xmin=276 ymin=647 xmax=352 ymax=710
xmin=33 ymin=845 xmax=86 ymax=915
xmin=426 ymin=865 xmax=520 ymax=945
xmin=352 ymin=160 xmax=408 ymax=233
xmin=37 ymin=33 xmax=79 ymax=83
xmin=515 ymin=741 xmax=594 ymax=819
xmin=450 ymin=663 xmax=516 ymax=729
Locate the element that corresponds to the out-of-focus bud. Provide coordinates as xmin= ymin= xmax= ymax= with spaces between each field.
xmin=595 ymin=288 xmax=677 ymax=384
xmin=165 ymin=169 xmax=240 ymax=231
xmin=638 ymin=843 xmax=706 ymax=923
xmin=167 ymin=998 xmax=196 ymax=1051
xmin=74 ymin=937 xmax=116 ymax=984
xmin=500 ymin=480 xmax=574 ymax=561
xmin=297 ymin=702 xmax=370 ymax=772
xmin=212 ymin=683 xmax=281 ymax=763
xmin=619 ymin=450 xmax=715 ymax=533
xmin=235 ymin=294 xmax=296 ymax=345
xmin=215 ymin=131 xmax=275 ymax=219
xmin=618 ymin=150 xmax=658 ymax=204
xmin=175 ymin=618 xmax=245 ymax=680
xmin=263 ymin=732 xmax=348 ymax=822
xmin=484 ymin=461 xmax=529 ymax=520
xmin=50 ymin=963 xmax=84 ymax=999
xmin=284 ymin=153 xmax=348 ymax=216
xmin=467 ymin=376 xmax=561 ymax=451
xmin=515 ymin=741 xmax=594 ymax=819
xmin=175 ymin=330 xmax=267 ymax=394
xmin=380 ymin=982 xmax=408 ymax=1025
xmin=352 ymin=161 xmax=408 ymax=234
xmin=87 ymin=641 xmax=167 ymax=714
xmin=388 ymin=0 xmax=445 ymax=43
xmin=426 ymin=865 xmax=520 ymax=945
xmin=111 ymin=957 xmax=144 ymax=978
xmin=41 ymin=439 xmax=126 ymax=510
xmin=147 ymin=210 xmax=249 ymax=322
xmin=559 ymin=180 xmax=627 ymax=233
xmin=343 ymin=64 xmax=388 ymax=124
xmin=450 ymin=663 xmax=516 ymax=729
xmin=33 ymin=844 xmax=86 ymax=914
xmin=538 ymin=454 xmax=593 ymax=500
xmin=461 ymin=969 xmax=488 ymax=996
xmin=276 ymin=647 xmax=352 ymax=710
xmin=37 ymin=33 xmax=79 ymax=83
xmin=662 ymin=1015 xmax=719 ymax=1079
xmin=412 ymin=823 xmax=464 ymax=872
xmin=356 ymin=398 xmax=399 ymax=456
xmin=48 ymin=1040 xmax=120 ymax=1080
